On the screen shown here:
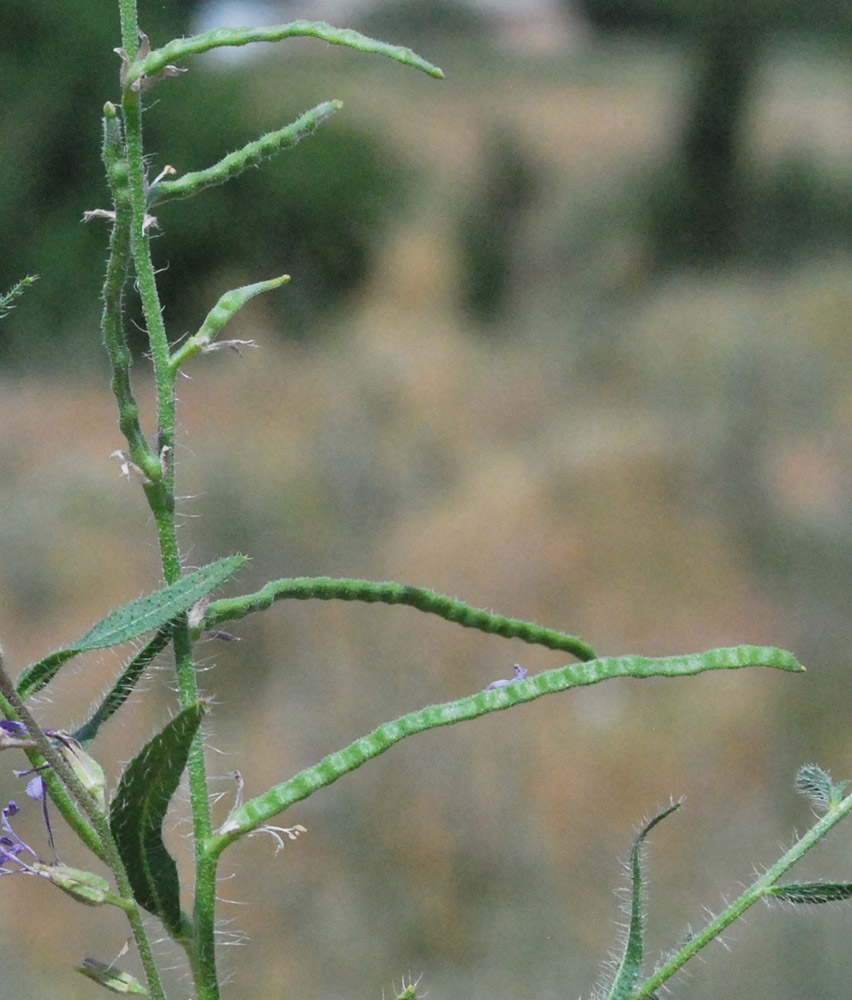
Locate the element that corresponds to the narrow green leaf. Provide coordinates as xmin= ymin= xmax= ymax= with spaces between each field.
xmin=109 ymin=702 xmax=206 ymax=935
xmin=0 ymin=275 xmax=38 ymax=319
xmin=606 ymin=803 xmax=681 ymax=1000
xmin=202 ymin=576 xmax=598 ymax=661
xmin=209 ymin=646 xmax=800 ymax=851
xmin=17 ymin=555 xmax=245 ymax=700
xmin=125 ymin=21 xmax=443 ymax=86
xmin=73 ymin=630 xmax=172 ymax=747
xmin=768 ymin=882 xmax=852 ymax=904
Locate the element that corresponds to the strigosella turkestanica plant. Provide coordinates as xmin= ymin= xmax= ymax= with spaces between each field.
xmin=2 ymin=4 xmax=852 ymax=999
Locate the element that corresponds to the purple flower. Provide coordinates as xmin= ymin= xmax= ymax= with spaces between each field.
xmin=0 ymin=798 xmax=115 ymax=905
xmin=487 ymin=663 xmax=529 ymax=689
xmin=0 ymin=801 xmax=40 ymax=874
xmin=0 ymin=720 xmax=38 ymax=750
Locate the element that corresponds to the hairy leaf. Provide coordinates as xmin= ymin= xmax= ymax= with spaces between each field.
xmin=606 ymin=802 xmax=681 ymax=1000
xmin=18 ymin=555 xmax=245 ymax=700
xmin=768 ymin=882 xmax=852 ymax=904
xmin=72 ymin=630 xmax=173 ymax=747
xmin=109 ymin=702 xmax=206 ymax=935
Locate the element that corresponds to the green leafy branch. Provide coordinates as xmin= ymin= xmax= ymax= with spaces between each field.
xmin=600 ymin=766 xmax=852 ymax=1000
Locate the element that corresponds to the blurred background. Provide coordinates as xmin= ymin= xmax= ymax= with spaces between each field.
xmin=2 ymin=0 xmax=852 ymax=997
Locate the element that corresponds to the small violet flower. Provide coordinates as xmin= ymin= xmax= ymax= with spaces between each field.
xmin=0 ymin=799 xmax=117 ymax=907
xmin=0 ymin=800 xmax=40 ymax=874
xmin=487 ymin=663 xmax=529 ymax=689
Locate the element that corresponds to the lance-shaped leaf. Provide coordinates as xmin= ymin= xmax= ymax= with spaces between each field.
xmin=123 ymin=20 xmax=443 ymax=89
xmin=796 ymin=763 xmax=849 ymax=812
xmin=73 ymin=630 xmax=173 ymax=748
xmin=605 ymin=803 xmax=681 ymax=1000
xmin=17 ymin=555 xmax=245 ymax=700
xmin=766 ymin=882 xmax=852 ymax=904
xmin=109 ymin=702 xmax=206 ymax=936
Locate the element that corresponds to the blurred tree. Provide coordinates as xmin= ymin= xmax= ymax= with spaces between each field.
xmin=456 ymin=128 xmax=538 ymax=326
xmin=0 ymin=0 xmax=407 ymax=366
xmin=564 ymin=0 xmax=852 ymax=266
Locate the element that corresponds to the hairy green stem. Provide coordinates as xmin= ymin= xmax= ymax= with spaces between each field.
xmin=0 ymin=687 xmax=103 ymax=859
xmin=118 ymin=10 xmax=221 ymax=996
xmin=634 ymin=787 xmax=852 ymax=998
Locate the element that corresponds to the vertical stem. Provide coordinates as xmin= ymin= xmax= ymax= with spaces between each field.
xmin=115 ymin=5 xmax=221 ymax=994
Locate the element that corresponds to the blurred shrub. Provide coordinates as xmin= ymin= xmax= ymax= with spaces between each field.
xmin=0 ymin=0 xmax=408 ymax=366
xmin=564 ymin=0 xmax=852 ymax=269
xmin=570 ymin=0 xmax=852 ymax=34
xmin=456 ymin=129 xmax=538 ymax=326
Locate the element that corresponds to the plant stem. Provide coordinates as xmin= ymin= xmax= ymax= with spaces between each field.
xmin=634 ymin=789 xmax=852 ymax=998
xmin=116 ymin=4 xmax=220 ymax=994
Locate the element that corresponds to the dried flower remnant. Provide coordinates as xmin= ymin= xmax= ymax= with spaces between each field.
xmin=487 ymin=663 xmax=529 ymax=689
xmin=115 ymin=31 xmax=186 ymax=91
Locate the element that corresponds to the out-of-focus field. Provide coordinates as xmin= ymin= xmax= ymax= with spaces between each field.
xmin=2 ymin=30 xmax=852 ymax=1000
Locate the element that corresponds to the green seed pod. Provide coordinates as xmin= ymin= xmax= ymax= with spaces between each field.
xmin=34 ymin=863 xmax=113 ymax=906
xmin=78 ymin=958 xmax=148 ymax=994
xmin=54 ymin=735 xmax=107 ymax=811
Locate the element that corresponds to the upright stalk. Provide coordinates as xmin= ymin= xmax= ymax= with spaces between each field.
xmin=114 ymin=3 xmax=220 ymax=994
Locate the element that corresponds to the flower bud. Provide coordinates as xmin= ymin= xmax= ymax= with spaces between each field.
xmin=34 ymin=863 xmax=113 ymax=906
xmin=54 ymin=735 xmax=107 ymax=811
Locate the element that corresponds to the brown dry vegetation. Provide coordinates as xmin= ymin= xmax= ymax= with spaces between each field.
xmin=1 ymin=33 xmax=852 ymax=1000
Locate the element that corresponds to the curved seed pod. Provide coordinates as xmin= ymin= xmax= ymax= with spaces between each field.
xmin=124 ymin=20 xmax=443 ymax=88
xmin=168 ymin=276 xmax=289 ymax=371
xmin=209 ymin=645 xmax=802 ymax=853
xmin=148 ymin=102 xmax=342 ymax=206
xmin=202 ymin=576 xmax=597 ymax=661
